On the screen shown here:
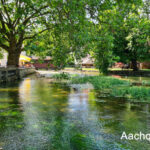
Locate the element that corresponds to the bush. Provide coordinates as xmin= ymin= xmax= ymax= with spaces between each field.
xmin=52 ymin=72 xmax=71 ymax=80
xmin=71 ymin=76 xmax=131 ymax=89
xmin=71 ymin=75 xmax=150 ymax=102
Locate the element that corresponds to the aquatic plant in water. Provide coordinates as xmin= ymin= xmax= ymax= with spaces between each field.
xmin=52 ymin=72 xmax=71 ymax=80
xmin=70 ymin=76 xmax=150 ymax=102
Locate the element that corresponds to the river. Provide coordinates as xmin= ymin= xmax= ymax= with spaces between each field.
xmin=0 ymin=77 xmax=150 ymax=150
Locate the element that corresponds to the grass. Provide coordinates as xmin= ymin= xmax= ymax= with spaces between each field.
xmin=111 ymin=86 xmax=150 ymax=101
xmin=71 ymin=76 xmax=150 ymax=102
xmin=51 ymin=73 xmax=150 ymax=102
xmin=65 ymin=67 xmax=99 ymax=71
xmin=52 ymin=72 xmax=71 ymax=80
xmin=141 ymin=69 xmax=150 ymax=71
xmin=142 ymin=80 xmax=150 ymax=86
xmin=71 ymin=76 xmax=131 ymax=89
xmin=109 ymin=68 xmax=132 ymax=71
xmin=109 ymin=68 xmax=150 ymax=71
xmin=65 ymin=67 xmax=150 ymax=71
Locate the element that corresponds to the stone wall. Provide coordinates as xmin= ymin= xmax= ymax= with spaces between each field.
xmin=0 ymin=68 xmax=35 ymax=83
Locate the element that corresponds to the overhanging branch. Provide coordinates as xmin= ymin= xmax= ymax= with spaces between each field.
xmin=0 ymin=42 xmax=9 ymax=50
xmin=1 ymin=0 xmax=12 ymax=24
xmin=23 ymin=27 xmax=51 ymax=41
xmin=23 ymin=5 xmax=49 ymax=26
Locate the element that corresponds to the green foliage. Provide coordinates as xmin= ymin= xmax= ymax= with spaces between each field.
xmin=0 ymin=0 xmax=92 ymax=66
xmin=126 ymin=18 xmax=150 ymax=61
xmin=92 ymin=34 xmax=115 ymax=74
xmin=112 ymin=2 xmax=150 ymax=70
xmin=71 ymin=76 xmax=130 ymax=89
xmin=24 ymin=0 xmax=92 ymax=69
xmin=111 ymin=86 xmax=150 ymax=101
xmin=52 ymin=72 xmax=71 ymax=80
xmin=0 ymin=48 xmax=3 ymax=59
xmin=0 ymin=0 xmax=149 ymax=70
xmin=89 ymin=0 xmax=150 ymax=72
xmin=71 ymin=75 xmax=150 ymax=102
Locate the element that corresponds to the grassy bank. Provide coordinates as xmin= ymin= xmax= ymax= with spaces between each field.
xmin=52 ymin=73 xmax=150 ymax=102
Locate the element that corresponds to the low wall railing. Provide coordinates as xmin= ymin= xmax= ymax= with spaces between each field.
xmin=0 ymin=68 xmax=35 ymax=83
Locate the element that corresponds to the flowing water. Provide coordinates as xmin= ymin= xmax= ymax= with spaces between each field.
xmin=0 ymin=77 xmax=150 ymax=150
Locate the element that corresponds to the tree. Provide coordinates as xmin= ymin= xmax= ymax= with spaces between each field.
xmin=24 ymin=0 xmax=92 ymax=69
xmin=0 ymin=0 xmax=94 ymax=67
xmin=0 ymin=0 xmax=54 ymax=67
xmin=92 ymin=0 xmax=150 ymax=71
xmin=86 ymin=0 xmax=144 ymax=73
xmin=112 ymin=9 xmax=150 ymax=71
xmin=126 ymin=18 xmax=150 ymax=71
xmin=1 ymin=0 xmax=147 ymax=72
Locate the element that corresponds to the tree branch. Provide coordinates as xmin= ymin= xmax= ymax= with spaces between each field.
xmin=13 ymin=0 xmax=24 ymax=27
xmin=0 ymin=11 xmax=7 ymax=33
xmin=0 ymin=42 xmax=9 ymax=50
xmin=22 ymin=5 xmax=49 ymax=26
xmin=1 ymin=0 xmax=12 ymax=24
xmin=23 ymin=28 xmax=51 ymax=41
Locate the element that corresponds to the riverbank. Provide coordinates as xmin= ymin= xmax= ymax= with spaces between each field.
xmin=66 ymin=67 xmax=150 ymax=77
xmin=38 ymin=68 xmax=150 ymax=77
xmin=109 ymin=70 xmax=150 ymax=77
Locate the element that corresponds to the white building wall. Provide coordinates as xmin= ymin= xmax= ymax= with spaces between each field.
xmin=0 ymin=51 xmax=8 ymax=67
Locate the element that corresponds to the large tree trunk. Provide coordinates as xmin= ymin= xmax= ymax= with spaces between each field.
xmin=131 ymin=59 xmax=139 ymax=71
xmin=7 ymin=51 xmax=21 ymax=67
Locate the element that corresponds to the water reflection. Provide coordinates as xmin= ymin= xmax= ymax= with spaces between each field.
xmin=19 ymin=78 xmax=46 ymax=149
xmin=0 ymin=78 xmax=150 ymax=149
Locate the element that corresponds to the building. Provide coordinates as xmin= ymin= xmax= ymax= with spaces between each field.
xmin=140 ymin=62 xmax=150 ymax=69
xmin=30 ymin=56 xmax=55 ymax=69
xmin=81 ymin=55 xmax=94 ymax=68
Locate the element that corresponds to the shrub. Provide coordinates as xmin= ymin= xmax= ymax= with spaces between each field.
xmin=52 ymin=72 xmax=71 ymax=80
xmin=71 ymin=75 xmax=150 ymax=102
